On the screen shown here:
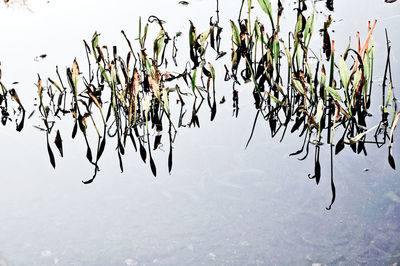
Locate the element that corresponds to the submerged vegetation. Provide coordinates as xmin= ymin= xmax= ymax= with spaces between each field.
xmin=0 ymin=0 xmax=398 ymax=208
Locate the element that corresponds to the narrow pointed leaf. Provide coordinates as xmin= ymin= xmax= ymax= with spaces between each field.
xmin=150 ymin=156 xmax=157 ymax=177
xmin=47 ymin=140 xmax=56 ymax=169
xmin=54 ymin=130 xmax=63 ymax=157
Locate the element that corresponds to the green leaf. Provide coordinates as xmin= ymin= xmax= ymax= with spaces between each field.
xmin=199 ymin=28 xmax=211 ymax=52
xmin=72 ymin=59 xmax=79 ymax=93
xmin=273 ymin=34 xmax=279 ymax=66
xmin=303 ymin=9 xmax=315 ymax=47
xmin=230 ymin=20 xmax=241 ymax=46
xmin=292 ymin=78 xmax=305 ymax=95
xmin=257 ymin=0 xmax=274 ymax=28
xmin=350 ymin=68 xmax=361 ymax=106
xmin=339 ymin=56 xmax=349 ymax=90
xmin=162 ymin=87 xmax=170 ymax=116
xmin=265 ymin=91 xmax=282 ymax=104
xmin=283 ymin=44 xmax=292 ymax=69
xmin=153 ymin=30 xmax=165 ymax=60
xmin=248 ymin=0 xmax=252 ymax=15
xmin=386 ymin=82 xmax=392 ymax=108
xmin=191 ymin=68 xmax=197 ymax=93
xmin=326 ymin=86 xmax=343 ymax=102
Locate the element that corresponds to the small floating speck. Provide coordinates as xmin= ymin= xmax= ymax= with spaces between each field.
xmin=34 ymin=54 xmax=47 ymax=62
xmin=208 ymin=252 xmax=216 ymax=260
xmin=124 ymin=258 xmax=138 ymax=265
xmin=40 ymin=250 xmax=52 ymax=257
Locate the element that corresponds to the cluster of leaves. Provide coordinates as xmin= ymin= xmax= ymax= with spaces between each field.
xmin=34 ymin=12 xmax=225 ymax=183
xmin=225 ymin=0 xmax=398 ymax=209
xmin=0 ymin=66 xmax=25 ymax=132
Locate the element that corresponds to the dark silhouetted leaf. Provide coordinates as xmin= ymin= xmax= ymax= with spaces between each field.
xmin=140 ymin=143 xmax=147 ymax=162
xmin=72 ymin=121 xmax=77 ymax=139
xmin=315 ymin=160 xmax=321 ymax=185
xmin=47 ymin=139 xmax=56 ymax=169
xmin=153 ymin=135 xmax=162 ymax=150
xmin=16 ymin=110 xmax=25 ymax=132
xmin=326 ymin=0 xmax=334 ymax=10
xmin=78 ymin=115 xmax=86 ymax=133
xmin=291 ymin=115 xmax=305 ymax=133
xmin=210 ymin=100 xmax=216 ymax=121
xmin=168 ymin=146 xmax=173 ymax=174
xmin=97 ymin=136 xmax=106 ymax=161
xmin=54 ymin=130 xmax=63 ymax=157
xmin=118 ymin=151 xmax=124 ymax=173
xmin=335 ymin=136 xmax=345 ymax=155
xmin=357 ymin=141 xmax=365 ymax=155
xmin=389 ymin=150 xmax=396 ymax=170
xmin=118 ymin=139 xmax=125 ymax=155
xmin=150 ymin=156 xmax=157 ymax=177
xmin=86 ymin=145 xmax=93 ymax=162
xmin=350 ymin=142 xmax=357 ymax=153
xmin=129 ymin=131 xmax=137 ymax=151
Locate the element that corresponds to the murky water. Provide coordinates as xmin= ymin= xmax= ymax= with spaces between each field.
xmin=0 ymin=0 xmax=400 ymax=265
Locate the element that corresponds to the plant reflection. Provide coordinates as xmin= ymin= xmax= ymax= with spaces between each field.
xmin=0 ymin=0 xmax=398 ymax=209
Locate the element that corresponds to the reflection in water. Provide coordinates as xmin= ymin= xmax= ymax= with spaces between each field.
xmin=0 ymin=0 xmax=397 ymax=210
xmin=0 ymin=0 xmax=399 ymax=265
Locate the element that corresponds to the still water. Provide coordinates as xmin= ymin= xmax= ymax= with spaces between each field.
xmin=0 ymin=0 xmax=400 ymax=265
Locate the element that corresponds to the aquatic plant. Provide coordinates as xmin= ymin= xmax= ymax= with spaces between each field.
xmin=0 ymin=0 xmax=398 ymax=209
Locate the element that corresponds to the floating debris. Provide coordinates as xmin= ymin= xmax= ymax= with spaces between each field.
xmin=34 ymin=54 xmax=47 ymax=62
